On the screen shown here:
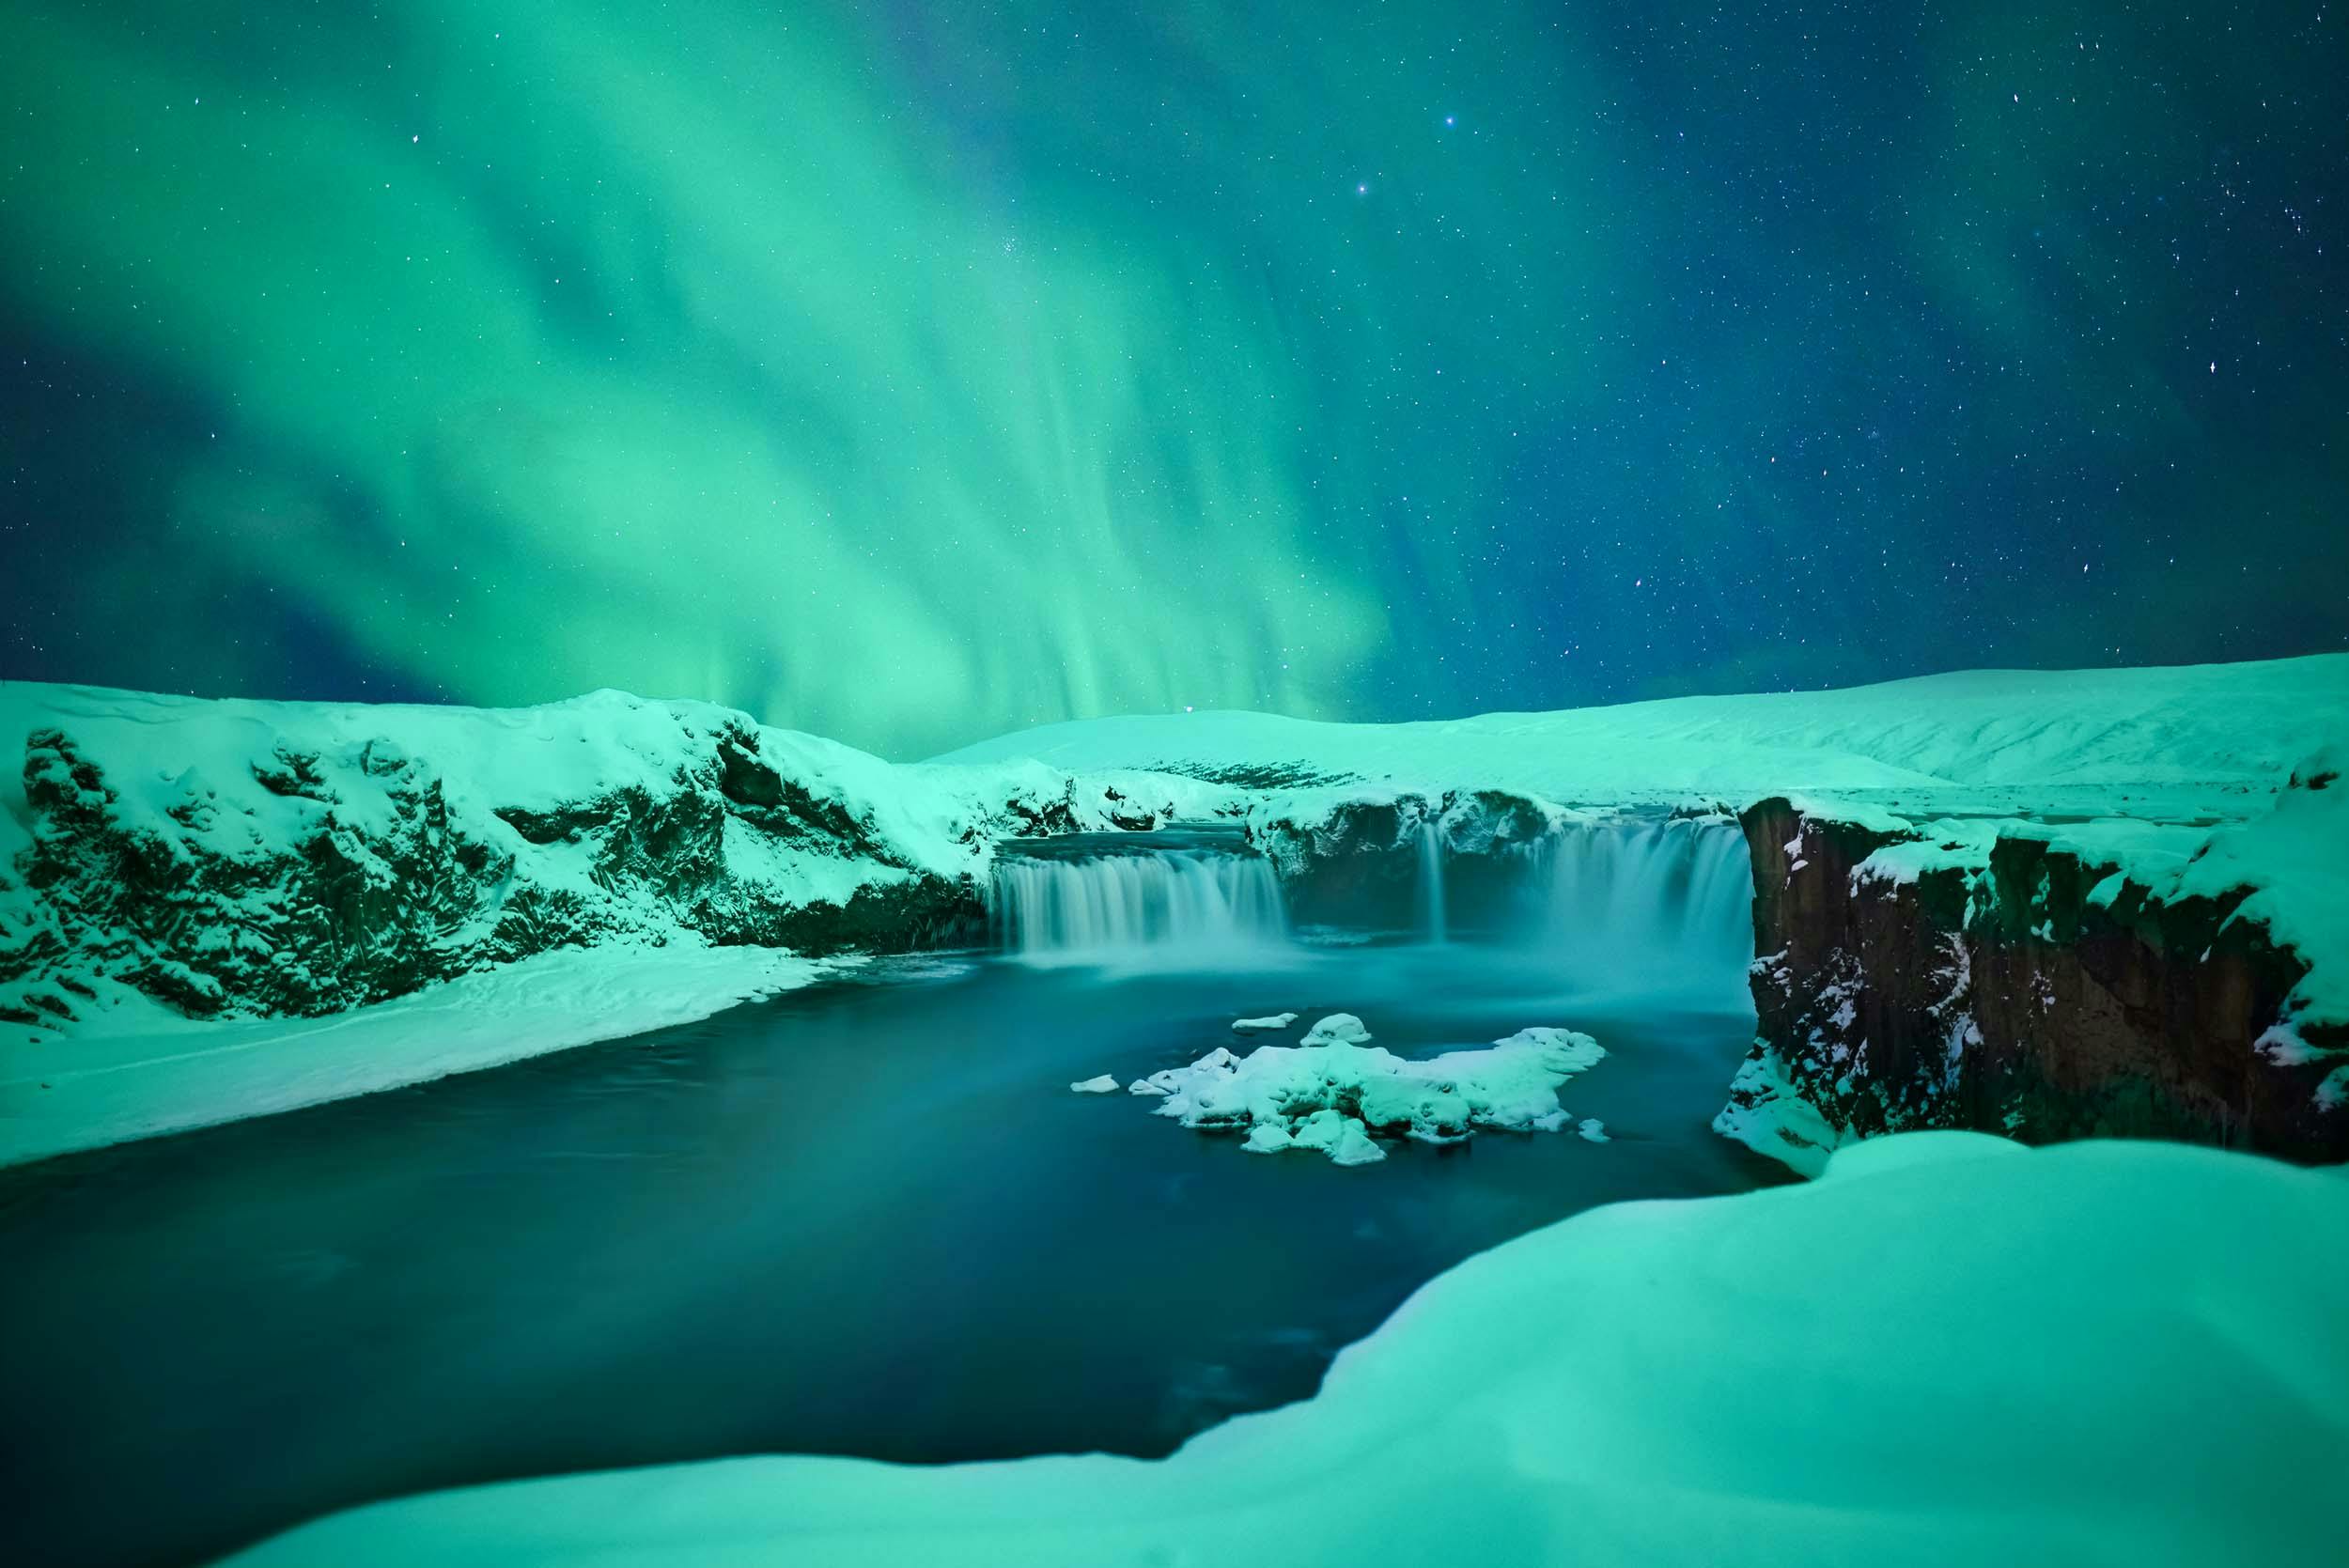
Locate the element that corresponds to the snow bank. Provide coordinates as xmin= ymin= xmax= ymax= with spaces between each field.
xmin=0 ymin=940 xmax=836 ymax=1168
xmin=219 ymin=1134 xmax=2349 ymax=1568
xmin=1121 ymin=1019 xmax=1606 ymax=1163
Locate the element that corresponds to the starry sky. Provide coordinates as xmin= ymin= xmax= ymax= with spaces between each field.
xmin=3 ymin=2 xmax=2343 ymax=757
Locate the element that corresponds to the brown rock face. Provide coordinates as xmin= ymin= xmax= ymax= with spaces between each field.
xmin=1731 ymin=799 xmax=2345 ymax=1164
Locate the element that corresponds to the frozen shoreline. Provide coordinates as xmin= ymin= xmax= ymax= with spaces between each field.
xmin=218 ymin=1133 xmax=2349 ymax=1568
xmin=0 ymin=941 xmax=836 ymax=1169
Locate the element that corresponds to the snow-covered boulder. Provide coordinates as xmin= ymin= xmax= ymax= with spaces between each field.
xmin=1129 ymin=1022 xmax=1605 ymax=1164
xmin=1298 ymin=1013 xmax=1372 ymax=1047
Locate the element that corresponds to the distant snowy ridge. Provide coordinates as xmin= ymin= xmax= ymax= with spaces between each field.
xmin=936 ymin=655 xmax=2349 ymax=814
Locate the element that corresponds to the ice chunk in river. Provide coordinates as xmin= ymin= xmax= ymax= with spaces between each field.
xmin=1069 ymin=1075 xmax=1120 ymax=1094
xmin=1145 ymin=1021 xmax=1606 ymax=1165
xmin=1231 ymin=1012 xmax=1299 ymax=1033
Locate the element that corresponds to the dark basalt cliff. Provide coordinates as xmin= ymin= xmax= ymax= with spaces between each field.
xmin=0 ymin=722 xmax=990 ymax=1029
xmin=1249 ymin=789 xmax=1554 ymax=930
xmin=0 ymin=694 xmax=1221 ymax=1032
xmin=1725 ymin=793 xmax=2346 ymax=1167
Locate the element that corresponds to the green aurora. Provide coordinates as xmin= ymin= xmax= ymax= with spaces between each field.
xmin=2 ymin=1 xmax=2342 ymax=754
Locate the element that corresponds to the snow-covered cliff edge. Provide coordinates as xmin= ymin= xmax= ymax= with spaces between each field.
xmin=0 ymin=683 xmax=1233 ymax=1035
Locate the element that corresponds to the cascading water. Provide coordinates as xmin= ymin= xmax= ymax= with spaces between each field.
xmin=1416 ymin=820 xmax=1448 ymax=945
xmin=992 ymin=833 xmax=1290 ymax=963
xmin=1529 ymin=816 xmax=1753 ymax=1000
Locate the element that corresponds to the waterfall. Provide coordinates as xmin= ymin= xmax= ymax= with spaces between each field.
xmin=992 ymin=847 xmax=1289 ymax=963
xmin=1416 ymin=821 xmax=1448 ymax=945
xmin=1532 ymin=817 xmax=1752 ymax=998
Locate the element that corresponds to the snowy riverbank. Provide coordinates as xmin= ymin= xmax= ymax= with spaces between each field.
xmin=0 ymin=940 xmax=835 ymax=1167
xmin=217 ymin=1131 xmax=2349 ymax=1568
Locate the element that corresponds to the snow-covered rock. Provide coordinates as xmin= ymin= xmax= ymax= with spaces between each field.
xmin=1137 ymin=1023 xmax=1605 ymax=1163
xmin=1298 ymin=1012 xmax=1372 ymax=1047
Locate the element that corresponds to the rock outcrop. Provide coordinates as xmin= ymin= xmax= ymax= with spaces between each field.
xmin=1247 ymin=788 xmax=1555 ymax=928
xmin=0 ymin=686 xmax=1220 ymax=1032
xmin=1720 ymin=773 xmax=2348 ymax=1171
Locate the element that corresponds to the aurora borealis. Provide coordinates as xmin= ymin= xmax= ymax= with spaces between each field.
xmin=3 ymin=2 xmax=2343 ymax=755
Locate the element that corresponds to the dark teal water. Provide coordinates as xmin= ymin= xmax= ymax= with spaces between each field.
xmin=0 ymin=940 xmax=1781 ymax=1568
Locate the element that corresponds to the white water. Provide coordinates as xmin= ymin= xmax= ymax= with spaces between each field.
xmin=1416 ymin=821 xmax=1448 ymax=945
xmin=992 ymin=850 xmax=1290 ymax=964
xmin=1531 ymin=818 xmax=1752 ymax=999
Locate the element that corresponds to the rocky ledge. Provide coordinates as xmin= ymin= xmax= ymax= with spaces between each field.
xmin=1719 ymin=759 xmax=2348 ymax=1171
xmin=0 ymin=685 xmax=1222 ymax=1031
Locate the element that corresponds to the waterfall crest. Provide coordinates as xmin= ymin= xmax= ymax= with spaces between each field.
xmin=993 ymin=846 xmax=1289 ymax=962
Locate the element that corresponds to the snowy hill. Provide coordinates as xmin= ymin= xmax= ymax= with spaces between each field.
xmin=936 ymin=654 xmax=2349 ymax=817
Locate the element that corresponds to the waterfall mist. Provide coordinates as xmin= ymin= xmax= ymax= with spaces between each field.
xmin=1524 ymin=818 xmax=1753 ymax=1003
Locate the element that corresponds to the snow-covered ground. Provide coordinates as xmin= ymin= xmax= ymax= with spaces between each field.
xmin=935 ymin=655 xmax=2349 ymax=819
xmin=0 ymin=940 xmax=834 ymax=1168
xmin=218 ymin=1131 xmax=2349 ymax=1568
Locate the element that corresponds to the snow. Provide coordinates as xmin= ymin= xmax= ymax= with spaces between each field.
xmin=943 ymin=655 xmax=2349 ymax=1041
xmin=1067 ymin=1074 xmax=1119 ymax=1094
xmin=1298 ymin=1012 xmax=1372 ymax=1047
xmin=1578 ymin=1117 xmax=1610 ymax=1142
xmin=936 ymin=654 xmax=2349 ymax=819
xmin=0 ymin=939 xmax=835 ymax=1169
xmin=8 ymin=657 xmax=2344 ymax=1157
xmin=1230 ymin=1012 xmax=1298 ymax=1032
xmin=1713 ymin=1042 xmax=1855 ymax=1177
xmin=218 ymin=1133 xmax=2349 ymax=1568
xmin=1123 ymin=1020 xmax=1606 ymax=1163
xmin=0 ymin=678 xmax=1245 ymax=1029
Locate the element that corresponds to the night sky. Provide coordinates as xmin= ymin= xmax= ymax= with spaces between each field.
xmin=3 ymin=2 xmax=2343 ymax=757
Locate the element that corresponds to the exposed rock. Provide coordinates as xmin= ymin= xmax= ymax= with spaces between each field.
xmin=1722 ymin=796 xmax=2345 ymax=1169
xmin=1249 ymin=788 xmax=1554 ymax=928
xmin=0 ymin=688 xmax=1232 ymax=1032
